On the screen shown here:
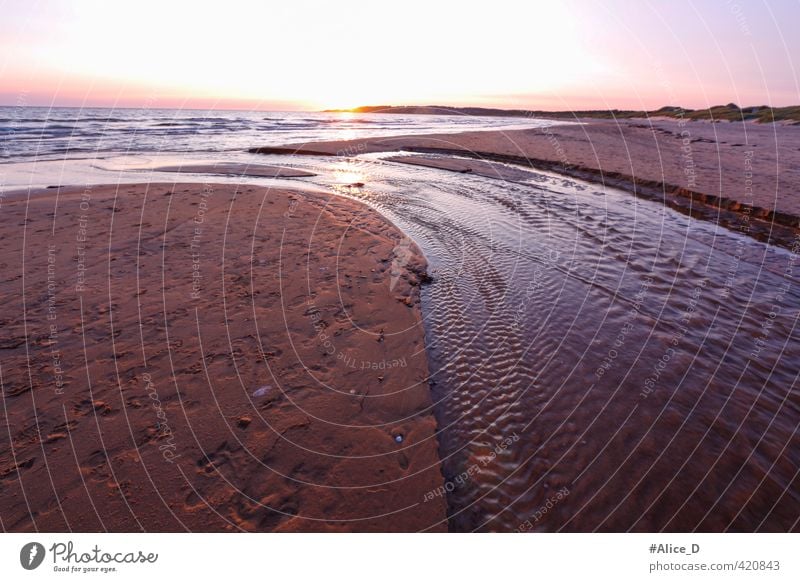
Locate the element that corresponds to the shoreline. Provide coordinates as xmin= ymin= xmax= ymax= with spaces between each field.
xmin=250 ymin=118 xmax=800 ymax=250
xmin=390 ymin=147 xmax=800 ymax=250
xmin=0 ymin=182 xmax=446 ymax=532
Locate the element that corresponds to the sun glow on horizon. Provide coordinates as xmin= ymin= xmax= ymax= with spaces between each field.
xmin=2 ymin=0 xmax=799 ymax=111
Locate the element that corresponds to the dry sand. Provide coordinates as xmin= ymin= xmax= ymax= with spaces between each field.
xmin=0 ymin=182 xmax=445 ymax=532
xmin=252 ymin=118 xmax=800 ymax=247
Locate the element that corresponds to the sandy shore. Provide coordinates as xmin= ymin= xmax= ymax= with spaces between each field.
xmin=251 ymin=118 xmax=800 ymax=248
xmin=383 ymin=154 xmax=541 ymax=182
xmin=151 ymin=162 xmax=315 ymax=178
xmin=0 ymin=182 xmax=445 ymax=531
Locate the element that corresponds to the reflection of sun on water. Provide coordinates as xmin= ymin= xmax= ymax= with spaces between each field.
xmin=333 ymin=160 xmax=365 ymax=185
xmin=331 ymin=111 xmax=358 ymax=142
xmin=322 ymin=112 xmax=373 ymax=191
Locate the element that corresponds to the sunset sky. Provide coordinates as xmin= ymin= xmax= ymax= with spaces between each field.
xmin=1 ymin=0 xmax=798 ymax=111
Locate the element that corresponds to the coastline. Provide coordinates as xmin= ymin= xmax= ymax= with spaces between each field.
xmin=250 ymin=118 xmax=800 ymax=249
xmin=0 ymin=182 xmax=446 ymax=531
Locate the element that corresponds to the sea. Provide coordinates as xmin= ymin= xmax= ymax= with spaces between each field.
xmin=0 ymin=106 xmax=550 ymax=188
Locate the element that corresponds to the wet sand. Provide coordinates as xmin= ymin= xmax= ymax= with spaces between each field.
xmin=250 ymin=120 xmax=800 ymax=532
xmin=0 ymin=182 xmax=445 ymax=532
xmin=251 ymin=118 xmax=800 ymax=248
xmin=383 ymin=154 xmax=541 ymax=182
xmin=151 ymin=162 xmax=315 ymax=178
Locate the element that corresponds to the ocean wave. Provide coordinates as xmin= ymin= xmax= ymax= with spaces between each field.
xmin=315 ymin=118 xmax=382 ymax=125
xmin=181 ymin=116 xmax=243 ymax=123
xmin=0 ymin=116 xmax=131 ymax=123
xmin=152 ymin=122 xmax=200 ymax=127
xmin=0 ymin=107 xmax=551 ymax=162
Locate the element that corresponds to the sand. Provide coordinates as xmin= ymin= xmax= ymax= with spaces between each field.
xmin=151 ymin=162 xmax=315 ymax=178
xmin=383 ymin=154 xmax=541 ymax=182
xmin=0 ymin=182 xmax=446 ymax=532
xmin=251 ymin=118 xmax=800 ymax=248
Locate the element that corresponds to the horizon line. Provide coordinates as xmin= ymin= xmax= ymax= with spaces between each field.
xmin=2 ymin=102 xmax=798 ymax=112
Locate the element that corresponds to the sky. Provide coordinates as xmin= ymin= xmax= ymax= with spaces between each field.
xmin=1 ymin=0 xmax=798 ymax=111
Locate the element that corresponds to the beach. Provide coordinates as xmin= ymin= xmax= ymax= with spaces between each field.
xmin=246 ymin=116 xmax=800 ymax=532
xmin=0 ymin=182 xmax=446 ymax=532
xmin=252 ymin=118 xmax=800 ymax=248
xmin=1 ymin=113 xmax=799 ymax=533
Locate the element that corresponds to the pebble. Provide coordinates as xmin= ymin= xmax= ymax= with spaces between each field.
xmin=394 ymin=434 xmax=404 ymax=444
xmin=252 ymin=385 xmax=271 ymax=397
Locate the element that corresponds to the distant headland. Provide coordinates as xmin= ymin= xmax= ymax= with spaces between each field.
xmin=324 ymin=104 xmax=800 ymax=123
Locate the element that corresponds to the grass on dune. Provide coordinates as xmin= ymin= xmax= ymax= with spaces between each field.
xmin=330 ymin=104 xmax=800 ymax=124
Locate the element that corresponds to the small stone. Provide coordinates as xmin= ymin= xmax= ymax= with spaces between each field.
xmin=252 ymin=385 xmax=271 ymax=397
xmin=237 ymin=416 xmax=252 ymax=429
xmin=394 ymin=434 xmax=403 ymax=444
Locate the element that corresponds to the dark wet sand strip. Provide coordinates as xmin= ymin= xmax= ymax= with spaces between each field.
xmin=153 ymin=162 xmax=315 ymax=178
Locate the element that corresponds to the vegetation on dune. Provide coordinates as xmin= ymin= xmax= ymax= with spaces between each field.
xmin=325 ymin=104 xmax=800 ymax=124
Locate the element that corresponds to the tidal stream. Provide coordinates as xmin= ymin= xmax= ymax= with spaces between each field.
xmin=319 ymin=152 xmax=800 ymax=532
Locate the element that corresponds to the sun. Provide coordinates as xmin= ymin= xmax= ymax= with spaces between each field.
xmin=320 ymin=101 xmax=362 ymax=112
